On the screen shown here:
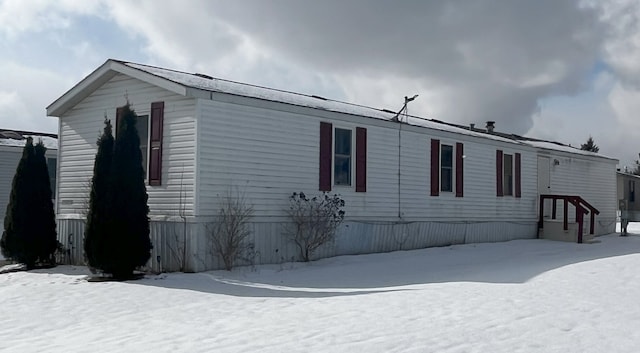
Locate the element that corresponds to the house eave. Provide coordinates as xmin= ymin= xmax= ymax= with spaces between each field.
xmin=46 ymin=59 xmax=189 ymax=117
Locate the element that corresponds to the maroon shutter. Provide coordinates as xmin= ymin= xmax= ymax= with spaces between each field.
xmin=515 ymin=152 xmax=521 ymax=198
xmin=355 ymin=127 xmax=367 ymax=192
xmin=319 ymin=122 xmax=332 ymax=191
xmin=149 ymin=101 xmax=164 ymax=186
xmin=455 ymin=142 xmax=463 ymax=197
xmin=496 ymin=150 xmax=504 ymax=197
xmin=115 ymin=106 xmax=124 ymax=136
xmin=430 ymin=139 xmax=440 ymax=196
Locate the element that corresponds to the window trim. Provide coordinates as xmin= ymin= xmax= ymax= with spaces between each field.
xmin=431 ymin=139 xmax=463 ymax=197
xmin=319 ymin=122 xmax=366 ymax=192
xmin=503 ymin=153 xmax=514 ymax=196
xmin=137 ymin=113 xmax=150 ymax=182
xmin=332 ymin=127 xmax=353 ymax=187
xmin=440 ymin=143 xmax=454 ymax=193
xmin=497 ymin=150 xmax=521 ymax=198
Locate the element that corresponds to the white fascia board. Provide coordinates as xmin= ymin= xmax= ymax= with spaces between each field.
xmin=47 ymin=60 xmax=117 ymax=117
xmin=47 ymin=60 xmax=188 ymax=117
xmin=111 ymin=63 xmax=188 ymax=97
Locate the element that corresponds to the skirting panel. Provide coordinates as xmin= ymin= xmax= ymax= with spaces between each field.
xmin=56 ymin=218 xmax=538 ymax=272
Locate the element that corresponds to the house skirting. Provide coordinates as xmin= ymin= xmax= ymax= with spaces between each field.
xmin=56 ymin=218 xmax=547 ymax=272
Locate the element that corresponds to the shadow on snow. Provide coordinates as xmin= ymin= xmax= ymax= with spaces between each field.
xmin=135 ymin=232 xmax=640 ymax=298
xmin=18 ymin=231 xmax=640 ymax=299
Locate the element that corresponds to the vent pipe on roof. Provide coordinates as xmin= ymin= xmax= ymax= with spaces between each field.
xmin=486 ymin=121 xmax=495 ymax=133
xmin=469 ymin=123 xmax=475 ymax=130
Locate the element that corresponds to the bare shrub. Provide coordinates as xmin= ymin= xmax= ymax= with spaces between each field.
xmin=285 ymin=192 xmax=345 ymax=262
xmin=207 ymin=190 xmax=254 ymax=271
xmin=166 ymin=165 xmax=189 ymax=272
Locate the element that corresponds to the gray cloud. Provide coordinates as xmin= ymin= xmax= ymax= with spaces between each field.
xmin=5 ymin=0 xmax=640 ymax=165
xmin=197 ymin=0 xmax=606 ymax=133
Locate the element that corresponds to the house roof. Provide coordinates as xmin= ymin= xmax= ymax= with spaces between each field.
xmin=617 ymin=171 xmax=640 ymax=179
xmin=0 ymin=129 xmax=58 ymax=150
xmin=47 ymin=59 xmax=616 ymax=162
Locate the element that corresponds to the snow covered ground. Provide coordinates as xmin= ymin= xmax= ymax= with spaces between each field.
xmin=1 ymin=224 xmax=640 ymax=352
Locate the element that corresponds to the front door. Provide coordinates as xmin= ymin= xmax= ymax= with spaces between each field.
xmin=537 ymin=156 xmax=551 ymax=218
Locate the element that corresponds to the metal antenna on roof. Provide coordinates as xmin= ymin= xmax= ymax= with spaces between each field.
xmin=393 ymin=94 xmax=418 ymax=219
xmin=391 ymin=94 xmax=419 ymax=123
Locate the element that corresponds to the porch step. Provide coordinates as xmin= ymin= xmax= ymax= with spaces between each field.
xmin=538 ymin=221 xmax=597 ymax=244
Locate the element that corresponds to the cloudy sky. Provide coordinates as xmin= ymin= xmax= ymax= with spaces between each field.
xmin=2 ymin=0 xmax=640 ymax=167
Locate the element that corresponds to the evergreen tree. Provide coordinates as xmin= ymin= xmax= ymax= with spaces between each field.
xmin=32 ymin=140 xmax=58 ymax=265
xmin=580 ymin=136 xmax=599 ymax=153
xmin=84 ymin=118 xmax=115 ymax=271
xmin=104 ymin=104 xmax=151 ymax=278
xmin=1 ymin=137 xmax=36 ymax=266
xmin=1 ymin=137 xmax=56 ymax=268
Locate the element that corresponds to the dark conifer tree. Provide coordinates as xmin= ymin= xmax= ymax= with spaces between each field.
xmin=0 ymin=138 xmax=35 ymax=267
xmin=31 ymin=140 xmax=58 ymax=265
xmin=105 ymin=104 xmax=151 ymax=278
xmin=580 ymin=136 xmax=599 ymax=153
xmin=1 ymin=138 xmax=57 ymax=268
xmin=84 ymin=118 xmax=115 ymax=271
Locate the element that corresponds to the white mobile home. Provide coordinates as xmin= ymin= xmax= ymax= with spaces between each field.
xmin=47 ymin=59 xmax=618 ymax=271
xmin=0 ymin=130 xmax=58 ymax=233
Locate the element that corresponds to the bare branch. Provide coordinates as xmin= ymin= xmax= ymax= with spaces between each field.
xmin=206 ymin=188 xmax=254 ymax=270
xmin=284 ymin=192 xmax=345 ymax=262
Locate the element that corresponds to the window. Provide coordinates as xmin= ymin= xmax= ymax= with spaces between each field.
xmin=319 ymin=122 xmax=366 ymax=192
xmin=116 ymin=101 xmax=164 ymax=186
xmin=503 ymin=153 xmax=513 ymax=196
xmin=496 ymin=150 xmax=521 ymax=198
xmin=137 ymin=114 xmax=149 ymax=178
xmin=440 ymin=144 xmax=453 ymax=192
xmin=334 ymin=128 xmax=352 ymax=186
xmin=430 ymin=140 xmax=463 ymax=197
xmin=630 ymin=180 xmax=635 ymax=202
xmin=47 ymin=157 xmax=57 ymax=198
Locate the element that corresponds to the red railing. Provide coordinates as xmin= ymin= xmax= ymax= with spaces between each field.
xmin=538 ymin=194 xmax=600 ymax=243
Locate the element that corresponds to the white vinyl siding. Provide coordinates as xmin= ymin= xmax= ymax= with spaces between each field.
xmin=196 ymin=95 xmax=540 ymax=224
xmin=542 ymin=151 xmax=617 ymax=235
xmin=56 ymin=74 xmax=196 ymax=218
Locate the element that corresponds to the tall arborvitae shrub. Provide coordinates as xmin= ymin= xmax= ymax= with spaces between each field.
xmin=32 ymin=140 xmax=58 ymax=264
xmin=105 ymin=104 xmax=152 ymax=278
xmin=84 ymin=118 xmax=115 ymax=271
xmin=1 ymin=137 xmax=56 ymax=268
xmin=1 ymin=137 xmax=36 ymax=266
